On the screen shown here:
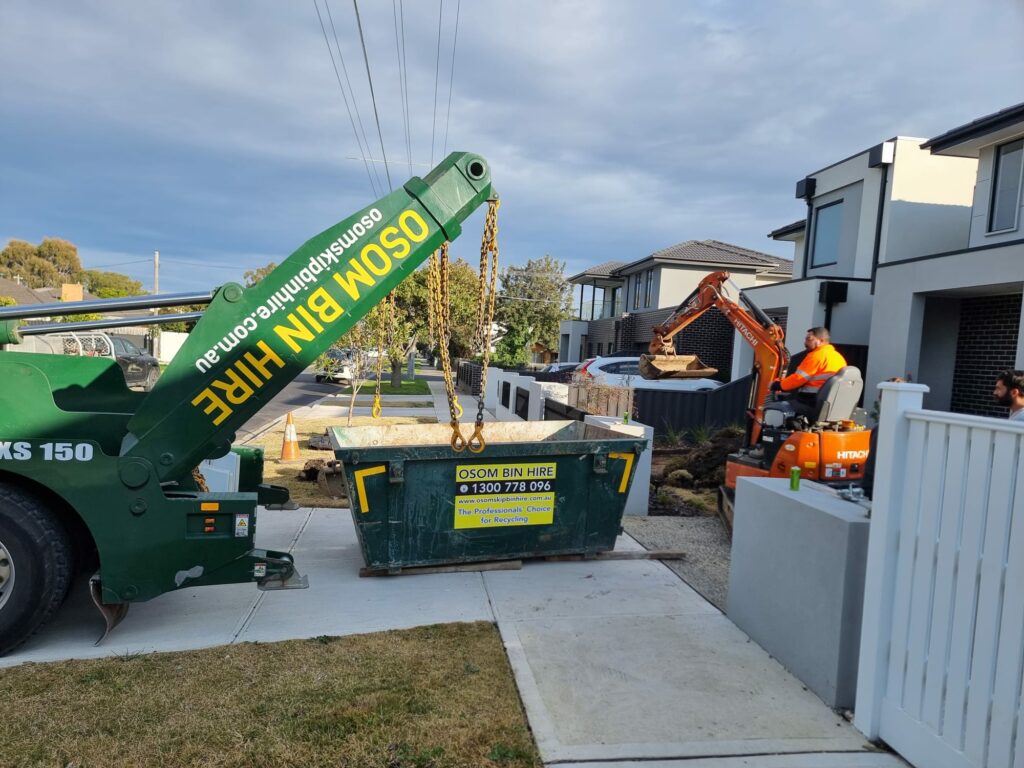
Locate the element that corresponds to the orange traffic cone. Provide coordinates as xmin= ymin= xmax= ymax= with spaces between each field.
xmin=280 ymin=412 xmax=300 ymax=462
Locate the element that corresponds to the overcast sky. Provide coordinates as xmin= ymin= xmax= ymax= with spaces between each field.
xmin=2 ymin=1 xmax=1023 ymax=294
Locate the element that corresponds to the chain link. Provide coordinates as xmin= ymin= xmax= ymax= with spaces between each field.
xmin=469 ymin=198 xmax=500 ymax=453
xmin=428 ymin=242 xmax=467 ymax=451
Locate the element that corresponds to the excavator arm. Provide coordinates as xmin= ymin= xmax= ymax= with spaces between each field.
xmin=639 ymin=271 xmax=789 ymax=445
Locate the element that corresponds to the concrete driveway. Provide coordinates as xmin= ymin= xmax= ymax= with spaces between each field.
xmin=3 ymin=508 xmax=905 ymax=767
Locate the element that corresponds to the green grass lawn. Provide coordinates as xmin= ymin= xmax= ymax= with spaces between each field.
xmin=0 ymin=623 xmax=540 ymax=768
xmin=340 ymin=379 xmax=430 ymax=396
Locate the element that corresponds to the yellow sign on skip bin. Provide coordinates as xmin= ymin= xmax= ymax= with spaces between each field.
xmin=453 ymin=492 xmax=555 ymax=529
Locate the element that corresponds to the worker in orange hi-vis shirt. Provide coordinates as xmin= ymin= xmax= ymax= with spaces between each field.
xmin=769 ymin=326 xmax=847 ymax=420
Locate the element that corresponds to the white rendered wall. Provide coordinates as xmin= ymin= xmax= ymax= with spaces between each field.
xmin=880 ymin=138 xmax=976 ymax=263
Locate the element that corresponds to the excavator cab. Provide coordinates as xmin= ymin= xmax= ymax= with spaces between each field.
xmin=762 ymin=366 xmax=864 ymax=430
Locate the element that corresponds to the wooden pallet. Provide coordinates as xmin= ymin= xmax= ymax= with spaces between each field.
xmin=358 ymin=549 xmax=685 ymax=577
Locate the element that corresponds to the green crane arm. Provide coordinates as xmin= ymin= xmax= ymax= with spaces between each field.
xmin=120 ymin=152 xmax=493 ymax=486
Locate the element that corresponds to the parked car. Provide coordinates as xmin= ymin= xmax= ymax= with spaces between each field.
xmin=52 ymin=332 xmax=161 ymax=391
xmin=574 ymin=355 xmax=721 ymax=391
xmin=314 ymin=348 xmax=353 ymax=384
xmin=109 ymin=335 xmax=161 ymax=391
xmin=540 ymin=361 xmax=580 ymax=374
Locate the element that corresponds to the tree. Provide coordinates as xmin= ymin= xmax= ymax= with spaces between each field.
xmin=322 ymin=304 xmax=390 ymax=426
xmin=493 ymin=255 xmax=572 ymax=367
xmin=157 ymin=304 xmax=206 ymax=333
xmin=243 ymin=262 xmax=277 ymax=287
xmin=1 ymin=237 xmax=84 ymax=288
xmin=36 ymin=238 xmax=82 ymax=282
xmin=396 ymin=257 xmax=483 ymax=359
xmin=82 ymin=269 xmax=146 ymax=298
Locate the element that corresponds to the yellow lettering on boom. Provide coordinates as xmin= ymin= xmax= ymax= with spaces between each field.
xmin=308 ymin=286 xmax=344 ymax=323
xmin=379 ymin=226 xmax=410 ymax=259
xmin=360 ymin=243 xmax=391 ymax=276
xmin=332 ymin=260 xmax=375 ymax=301
xmin=274 ymin=313 xmax=315 ymax=353
xmin=211 ymin=368 xmax=255 ymax=405
xmin=399 ymin=210 xmax=429 ymax=243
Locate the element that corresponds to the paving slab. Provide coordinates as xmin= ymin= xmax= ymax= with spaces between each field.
xmin=566 ymin=755 xmax=906 ymax=768
xmin=239 ymin=508 xmax=493 ymax=642
xmin=484 ymin=555 xmax=885 ymax=764
xmin=1 ymin=501 xmax=905 ymax=767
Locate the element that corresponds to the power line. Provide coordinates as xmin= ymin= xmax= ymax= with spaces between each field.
xmin=442 ymin=0 xmax=461 ymax=157
xmin=352 ymin=0 xmax=393 ymax=191
xmin=313 ymin=0 xmax=379 ymax=197
xmin=430 ymin=0 xmax=444 ymax=166
xmin=392 ymin=0 xmax=412 ymax=176
xmin=323 ymin=0 xmax=385 ymax=195
xmin=161 ymin=258 xmax=248 ymax=271
xmin=86 ymin=259 xmax=151 ymax=269
xmin=399 ymin=0 xmax=412 ymax=175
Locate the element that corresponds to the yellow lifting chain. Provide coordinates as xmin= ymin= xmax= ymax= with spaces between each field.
xmin=428 ymin=242 xmax=467 ymax=450
xmin=469 ymin=198 xmax=500 ymax=453
xmin=427 ymin=198 xmax=499 ymax=452
xmin=371 ymin=290 xmax=398 ymax=419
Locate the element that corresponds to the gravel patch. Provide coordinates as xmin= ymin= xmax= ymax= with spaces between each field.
xmin=623 ymin=516 xmax=732 ymax=611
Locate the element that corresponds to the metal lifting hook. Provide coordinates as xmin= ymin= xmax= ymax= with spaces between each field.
xmin=449 ymin=421 xmax=467 ymax=452
xmin=467 ymin=423 xmax=487 ymax=453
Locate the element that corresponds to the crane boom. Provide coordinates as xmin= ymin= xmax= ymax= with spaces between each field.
xmin=121 ymin=152 xmax=493 ymax=483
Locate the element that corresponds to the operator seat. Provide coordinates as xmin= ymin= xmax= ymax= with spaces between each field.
xmin=813 ymin=366 xmax=863 ymax=423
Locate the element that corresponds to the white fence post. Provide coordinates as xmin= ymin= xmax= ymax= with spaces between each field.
xmin=484 ymin=366 xmax=503 ymax=411
xmin=854 ymin=381 xmax=928 ymax=739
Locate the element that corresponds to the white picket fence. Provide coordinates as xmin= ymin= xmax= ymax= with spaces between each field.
xmin=856 ymin=382 xmax=1024 ymax=768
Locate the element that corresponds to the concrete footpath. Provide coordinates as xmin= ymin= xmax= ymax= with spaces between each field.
xmin=3 ymin=506 xmax=905 ymax=767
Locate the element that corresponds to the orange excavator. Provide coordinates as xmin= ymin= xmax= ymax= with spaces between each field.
xmin=639 ymin=271 xmax=870 ymax=527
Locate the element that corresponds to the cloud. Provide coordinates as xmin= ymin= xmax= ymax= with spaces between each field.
xmin=1 ymin=0 xmax=1022 ymax=293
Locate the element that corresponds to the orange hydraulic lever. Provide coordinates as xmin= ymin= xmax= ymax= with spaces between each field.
xmin=648 ymin=271 xmax=789 ymax=445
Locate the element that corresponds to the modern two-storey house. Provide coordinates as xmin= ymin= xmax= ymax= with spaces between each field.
xmin=561 ymin=240 xmax=791 ymax=378
xmin=752 ymin=102 xmax=1024 ymax=416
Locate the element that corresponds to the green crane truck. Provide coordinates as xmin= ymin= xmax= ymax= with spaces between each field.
xmin=0 ymin=153 xmax=494 ymax=655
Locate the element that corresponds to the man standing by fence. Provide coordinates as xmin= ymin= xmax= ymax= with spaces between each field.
xmin=993 ymin=369 xmax=1024 ymax=421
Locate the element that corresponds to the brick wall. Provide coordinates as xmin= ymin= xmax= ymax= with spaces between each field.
xmin=950 ymin=293 xmax=1022 ymax=417
xmin=621 ymin=306 xmax=734 ymax=381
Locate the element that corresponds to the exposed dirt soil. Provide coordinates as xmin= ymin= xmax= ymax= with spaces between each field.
xmin=648 ymin=427 xmax=745 ymax=516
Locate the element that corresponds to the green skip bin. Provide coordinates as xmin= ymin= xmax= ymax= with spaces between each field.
xmin=330 ymin=420 xmax=645 ymax=572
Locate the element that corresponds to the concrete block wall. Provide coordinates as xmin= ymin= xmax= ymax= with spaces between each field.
xmin=583 ymin=415 xmax=652 ymax=516
xmin=727 ymin=478 xmax=870 ymax=710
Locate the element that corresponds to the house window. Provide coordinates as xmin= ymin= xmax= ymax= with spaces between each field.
xmin=989 ymin=139 xmax=1023 ymax=233
xmin=632 ymin=273 xmax=641 ymax=309
xmin=810 ymin=200 xmax=843 ymax=267
xmin=644 ymin=269 xmax=654 ymax=307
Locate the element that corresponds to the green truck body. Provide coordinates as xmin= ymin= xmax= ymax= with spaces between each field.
xmin=0 ymin=153 xmax=494 ymax=654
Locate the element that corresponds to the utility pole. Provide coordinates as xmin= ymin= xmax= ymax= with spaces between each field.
xmin=151 ymin=250 xmax=160 ymax=360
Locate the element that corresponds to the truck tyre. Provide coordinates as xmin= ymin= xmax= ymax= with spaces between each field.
xmin=0 ymin=484 xmax=73 ymax=656
xmin=143 ymin=368 xmax=159 ymax=392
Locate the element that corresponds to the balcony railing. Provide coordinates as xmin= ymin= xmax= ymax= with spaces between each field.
xmin=575 ymin=299 xmax=623 ymax=321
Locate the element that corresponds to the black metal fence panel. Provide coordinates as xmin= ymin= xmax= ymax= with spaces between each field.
xmin=543 ymin=399 xmax=588 ymax=422
xmin=514 ymin=387 xmax=530 ymax=419
xmin=632 ymin=375 xmax=753 ymax=438
xmin=456 ymin=360 xmax=483 ymax=395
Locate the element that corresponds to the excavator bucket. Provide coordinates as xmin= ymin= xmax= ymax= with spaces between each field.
xmin=639 ymin=353 xmax=719 ymax=380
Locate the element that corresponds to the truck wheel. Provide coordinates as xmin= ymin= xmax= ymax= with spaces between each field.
xmin=143 ymin=368 xmax=160 ymax=392
xmin=0 ymin=484 xmax=72 ymax=656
